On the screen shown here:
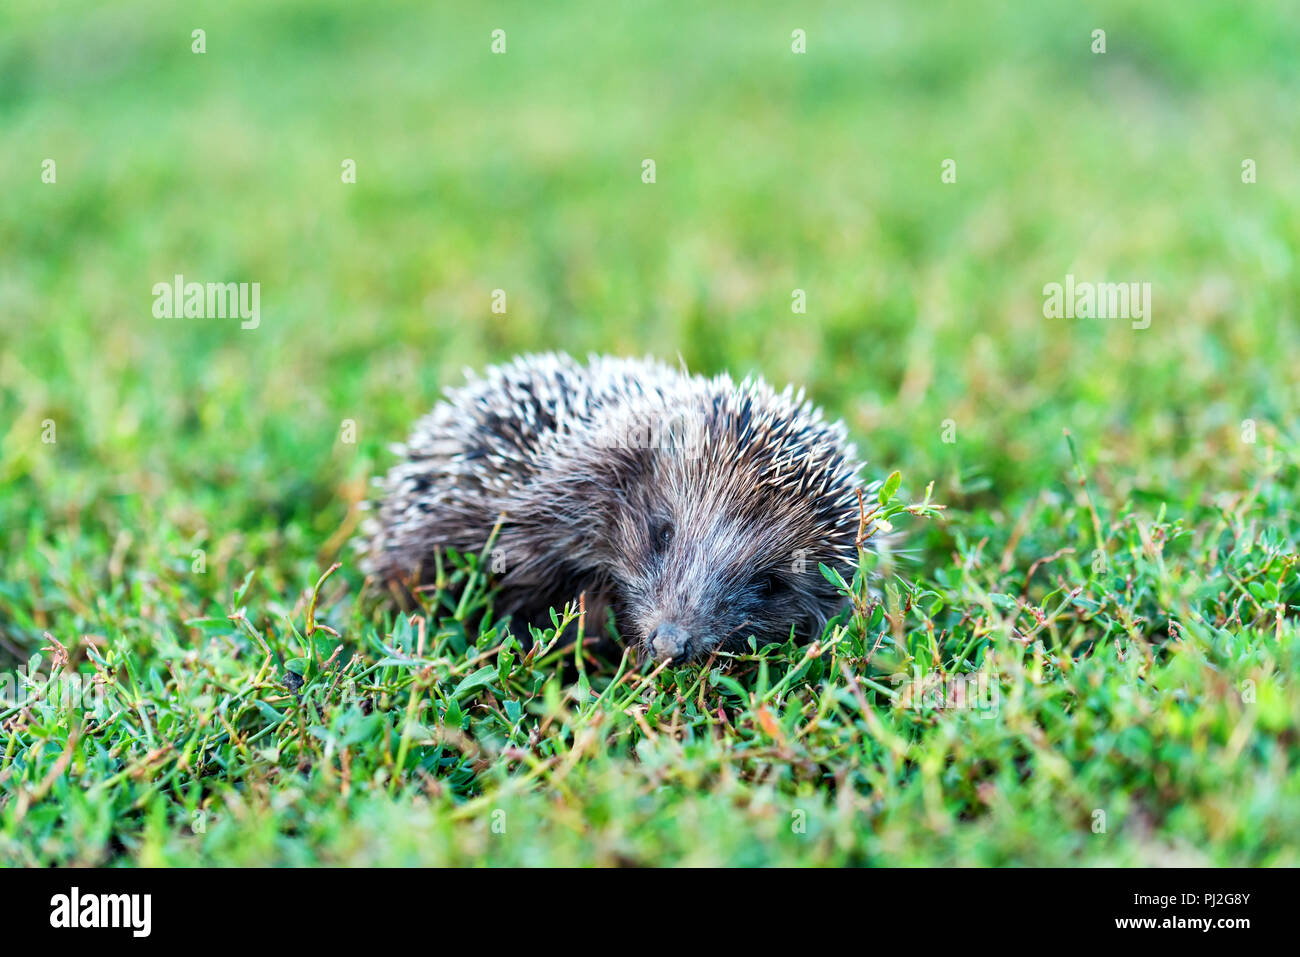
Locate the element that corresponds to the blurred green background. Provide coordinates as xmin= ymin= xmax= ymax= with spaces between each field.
xmin=4 ymin=0 xmax=1297 ymax=541
xmin=1 ymin=1 xmax=1298 ymax=865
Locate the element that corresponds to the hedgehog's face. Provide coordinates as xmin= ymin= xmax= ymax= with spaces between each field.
xmin=602 ymin=470 xmax=850 ymax=664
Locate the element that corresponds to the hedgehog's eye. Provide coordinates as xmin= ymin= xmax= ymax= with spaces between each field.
xmin=652 ymin=521 xmax=674 ymax=552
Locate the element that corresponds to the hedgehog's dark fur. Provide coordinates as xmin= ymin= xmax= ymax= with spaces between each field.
xmin=361 ymin=353 xmax=874 ymax=663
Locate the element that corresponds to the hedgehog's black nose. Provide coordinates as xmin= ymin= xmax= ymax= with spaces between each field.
xmin=647 ymin=623 xmax=691 ymax=662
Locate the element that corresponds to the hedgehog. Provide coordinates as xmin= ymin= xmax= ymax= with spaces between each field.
xmin=360 ymin=353 xmax=875 ymax=663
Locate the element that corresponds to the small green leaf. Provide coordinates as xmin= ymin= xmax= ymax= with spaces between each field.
xmin=819 ymin=562 xmax=850 ymax=593
xmin=451 ymin=666 xmax=497 ymax=701
xmin=878 ymin=470 xmax=902 ymax=506
xmin=254 ymin=700 xmax=286 ymax=724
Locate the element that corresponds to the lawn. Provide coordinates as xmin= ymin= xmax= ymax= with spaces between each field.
xmin=1 ymin=0 xmax=1297 ymax=866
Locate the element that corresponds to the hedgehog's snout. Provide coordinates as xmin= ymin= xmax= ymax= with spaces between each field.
xmin=647 ymin=622 xmax=691 ymax=663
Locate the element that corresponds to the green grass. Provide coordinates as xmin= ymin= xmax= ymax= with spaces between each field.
xmin=1 ymin=0 xmax=1298 ymax=866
